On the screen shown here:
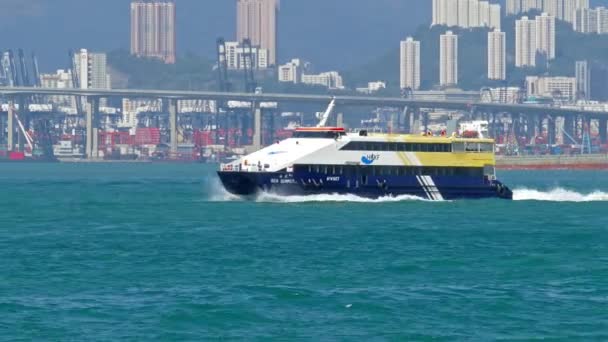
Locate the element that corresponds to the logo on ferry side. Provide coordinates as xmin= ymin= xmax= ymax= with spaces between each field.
xmin=361 ymin=154 xmax=380 ymax=165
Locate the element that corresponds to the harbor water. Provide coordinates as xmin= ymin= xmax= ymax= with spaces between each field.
xmin=1 ymin=163 xmax=607 ymax=340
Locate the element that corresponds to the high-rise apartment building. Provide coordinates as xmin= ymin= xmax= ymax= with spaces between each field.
xmin=432 ymin=0 xmax=501 ymax=30
xmin=74 ymin=49 xmax=111 ymax=89
xmin=237 ymin=0 xmax=279 ymax=66
xmin=130 ymin=0 xmax=176 ymax=64
xmin=400 ymin=37 xmax=421 ymax=90
xmin=440 ymin=31 xmax=458 ymax=87
xmin=575 ymin=6 xmax=608 ymax=33
xmin=535 ymin=13 xmax=556 ymax=61
xmin=301 ymin=72 xmax=344 ymax=90
xmin=507 ymin=0 xmax=588 ymax=23
xmin=575 ymin=60 xmax=590 ymax=99
xmin=515 ymin=16 xmax=537 ymax=67
xmin=278 ymin=59 xmax=303 ymax=84
xmin=488 ymin=29 xmax=506 ymax=80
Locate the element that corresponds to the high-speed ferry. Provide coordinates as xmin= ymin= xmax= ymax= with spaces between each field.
xmin=218 ymin=127 xmax=513 ymax=200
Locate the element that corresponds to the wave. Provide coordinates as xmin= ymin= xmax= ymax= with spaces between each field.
xmin=513 ymin=188 xmax=608 ymax=202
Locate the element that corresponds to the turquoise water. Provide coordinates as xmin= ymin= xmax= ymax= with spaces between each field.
xmin=1 ymin=163 xmax=607 ymax=340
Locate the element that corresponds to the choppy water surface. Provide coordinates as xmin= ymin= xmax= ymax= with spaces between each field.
xmin=1 ymin=163 xmax=607 ymax=340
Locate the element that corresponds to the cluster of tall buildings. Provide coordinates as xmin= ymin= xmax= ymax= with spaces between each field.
xmin=399 ymin=28 xmax=506 ymax=90
xmin=400 ymin=7 xmax=561 ymax=90
xmin=130 ymin=0 xmax=176 ymax=64
xmin=574 ymin=6 xmax=608 ymax=34
xmin=515 ymin=13 xmax=556 ymax=67
xmin=432 ymin=0 xmax=501 ymax=30
xmin=506 ymin=0 xmax=588 ymax=23
xmin=129 ymin=0 xmax=279 ymax=68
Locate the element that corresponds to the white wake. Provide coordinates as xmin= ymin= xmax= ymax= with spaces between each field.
xmin=513 ymin=188 xmax=608 ymax=202
xmin=254 ymin=192 xmax=429 ymax=203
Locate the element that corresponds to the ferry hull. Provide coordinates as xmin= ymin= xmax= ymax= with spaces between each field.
xmin=217 ymin=171 xmax=513 ymax=200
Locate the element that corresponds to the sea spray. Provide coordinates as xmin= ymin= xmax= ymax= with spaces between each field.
xmin=513 ymin=188 xmax=608 ymax=202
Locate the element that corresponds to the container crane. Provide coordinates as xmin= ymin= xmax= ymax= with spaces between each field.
xmin=31 ymin=52 xmax=41 ymax=87
xmin=215 ymin=38 xmax=231 ymax=92
xmin=8 ymin=50 xmax=19 ymax=87
xmin=241 ymin=39 xmax=257 ymax=93
xmin=68 ymin=49 xmax=83 ymax=115
xmin=17 ymin=49 xmax=31 ymax=87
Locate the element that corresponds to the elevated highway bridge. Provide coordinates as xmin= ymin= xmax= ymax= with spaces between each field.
xmin=1 ymin=87 xmax=607 ymax=158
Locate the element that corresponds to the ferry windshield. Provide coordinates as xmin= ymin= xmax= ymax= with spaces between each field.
xmin=293 ymin=131 xmax=345 ymax=139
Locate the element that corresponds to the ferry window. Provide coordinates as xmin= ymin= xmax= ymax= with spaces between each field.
xmin=308 ymin=165 xmax=312 ymax=172
xmin=453 ymin=142 xmax=465 ymax=152
xmin=323 ymin=166 xmax=328 ymax=174
xmin=315 ymin=165 xmax=320 ymax=173
xmin=465 ymin=143 xmax=480 ymax=152
xmin=480 ymin=143 xmax=494 ymax=152
xmin=293 ymin=131 xmax=345 ymax=139
xmin=338 ymin=166 xmax=343 ymax=175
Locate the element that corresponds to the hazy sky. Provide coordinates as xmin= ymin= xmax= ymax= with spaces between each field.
xmin=1 ymin=0 xmax=606 ymax=72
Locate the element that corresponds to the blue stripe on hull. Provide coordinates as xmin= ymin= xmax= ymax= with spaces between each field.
xmin=217 ymin=171 xmax=512 ymax=200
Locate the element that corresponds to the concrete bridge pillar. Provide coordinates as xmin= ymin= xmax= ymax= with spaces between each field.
xmin=536 ymin=115 xmax=544 ymax=138
xmin=422 ymin=112 xmax=429 ymax=133
xmin=252 ymin=103 xmax=262 ymax=150
xmin=401 ymin=107 xmax=411 ymax=133
xmin=599 ymin=118 xmax=607 ymax=144
xmin=337 ymin=112 xmax=344 ymax=129
xmin=85 ymin=97 xmax=100 ymax=159
xmin=7 ymin=100 xmax=14 ymax=151
xmin=268 ymin=110 xmax=277 ymax=144
xmin=168 ymin=99 xmax=178 ymax=158
xmin=490 ymin=113 xmax=501 ymax=139
xmin=516 ymin=114 xmax=524 ymax=140
xmin=547 ymin=117 xmax=556 ymax=145
xmin=17 ymin=96 xmax=29 ymax=152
